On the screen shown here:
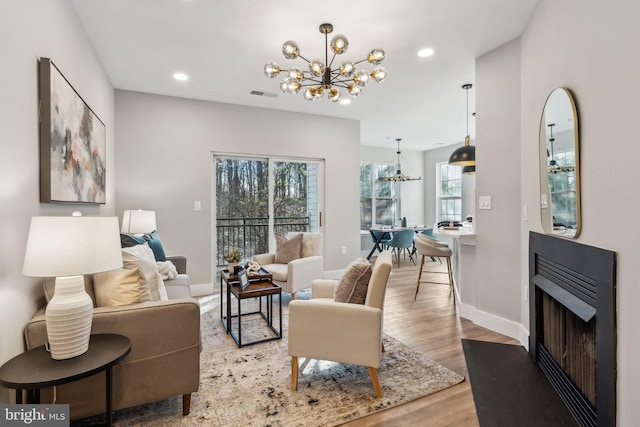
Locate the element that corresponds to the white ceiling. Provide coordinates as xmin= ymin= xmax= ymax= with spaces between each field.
xmin=70 ymin=0 xmax=539 ymax=151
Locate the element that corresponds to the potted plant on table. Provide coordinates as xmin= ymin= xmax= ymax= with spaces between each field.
xmin=223 ymin=248 xmax=243 ymax=274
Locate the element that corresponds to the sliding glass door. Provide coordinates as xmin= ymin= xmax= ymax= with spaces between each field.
xmin=213 ymin=155 xmax=323 ymax=269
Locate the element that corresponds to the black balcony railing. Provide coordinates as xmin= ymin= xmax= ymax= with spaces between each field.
xmin=216 ymin=216 xmax=310 ymax=267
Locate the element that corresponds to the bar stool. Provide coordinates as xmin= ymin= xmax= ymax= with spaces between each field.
xmin=413 ymin=233 xmax=455 ymax=302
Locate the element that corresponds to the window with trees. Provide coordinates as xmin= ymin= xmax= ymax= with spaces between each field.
xmin=437 ymin=162 xmax=462 ymax=223
xmin=215 ymin=156 xmax=322 ymax=268
xmin=360 ymin=163 xmax=398 ymax=229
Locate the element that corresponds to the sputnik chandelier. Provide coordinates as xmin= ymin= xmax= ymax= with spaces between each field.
xmin=263 ymin=23 xmax=387 ymax=103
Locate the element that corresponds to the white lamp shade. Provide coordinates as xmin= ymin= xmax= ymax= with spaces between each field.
xmin=23 ymin=216 xmax=123 ymax=277
xmin=121 ymin=210 xmax=157 ymax=234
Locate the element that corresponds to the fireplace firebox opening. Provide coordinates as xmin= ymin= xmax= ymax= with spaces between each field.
xmin=529 ymin=232 xmax=616 ymax=427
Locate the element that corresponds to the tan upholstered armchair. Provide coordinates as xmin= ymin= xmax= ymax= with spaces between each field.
xmin=288 ymin=250 xmax=393 ymax=397
xmin=252 ymin=232 xmax=323 ymax=299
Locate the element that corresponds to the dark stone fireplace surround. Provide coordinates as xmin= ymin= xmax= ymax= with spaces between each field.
xmin=529 ymin=232 xmax=616 ymax=427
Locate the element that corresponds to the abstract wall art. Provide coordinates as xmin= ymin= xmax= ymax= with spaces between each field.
xmin=39 ymin=57 xmax=106 ymax=204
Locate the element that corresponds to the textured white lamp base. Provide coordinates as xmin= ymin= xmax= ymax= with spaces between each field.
xmin=45 ymin=275 xmax=94 ymax=360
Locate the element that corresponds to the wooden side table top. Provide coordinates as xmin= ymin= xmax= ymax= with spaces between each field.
xmin=0 ymin=334 xmax=131 ymax=390
xmin=222 ymin=267 xmax=272 ymax=284
xmin=228 ymin=279 xmax=281 ymax=299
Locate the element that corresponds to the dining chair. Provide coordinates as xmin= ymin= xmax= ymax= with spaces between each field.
xmin=371 ymin=230 xmax=392 ymax=250
xmin=387 ymin=229 xmax=415 ymax=268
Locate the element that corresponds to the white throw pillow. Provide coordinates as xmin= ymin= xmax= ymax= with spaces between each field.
xmin=93 ymin=268 xmax=150 ymax=307
xmin=121 ymin=243 xmax=166 ymax=301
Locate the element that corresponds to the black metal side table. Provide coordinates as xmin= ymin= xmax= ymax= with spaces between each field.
xmin=0 ymin=333 xmax=131 ymax=427
xmin=220 ymin=269 xmax=282 ymax=347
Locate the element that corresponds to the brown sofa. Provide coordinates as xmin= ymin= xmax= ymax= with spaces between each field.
xmin=23 ymin=256 xmax=200 ymax=421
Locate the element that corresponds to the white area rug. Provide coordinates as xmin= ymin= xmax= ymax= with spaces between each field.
xmin=76 ymin=293 xmax=464 ymax=426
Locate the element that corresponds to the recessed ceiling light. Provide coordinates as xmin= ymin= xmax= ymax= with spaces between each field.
xmin=173 ymin=73 xmax=189 ymax=81
xmin=340 ymin=99 xmax=351 ymax=105
xmin=418 ymin=48 xmax=435 ymax=58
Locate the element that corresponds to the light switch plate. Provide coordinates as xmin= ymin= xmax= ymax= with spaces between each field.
xmin=194 ymin=201 xmax=201 ymax=211
xmin=479 ymin=195 xmax=491 ymax=210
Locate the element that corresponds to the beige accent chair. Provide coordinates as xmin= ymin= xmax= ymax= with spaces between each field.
xmin=288 ymin=250 xmax=392 ymax=398
xmin=413 ymin=233 xmax=455 ymax=301
xmin=23 ymin=256 xmax=200 ymax=421
xmin=252 ymin=232 xmax=323 ymax=299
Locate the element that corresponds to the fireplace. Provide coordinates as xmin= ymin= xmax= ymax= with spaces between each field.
xmin=529 ymin=232 xmax=616 ymax=427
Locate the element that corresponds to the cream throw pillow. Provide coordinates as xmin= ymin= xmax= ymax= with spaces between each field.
xmin=334 ymin=257 xmax=372 ymax=304
xmin=121 ymin=243 xmax=167 ymax=301
xmin=275 ymin=233 xmax=303 ymax=264
xmin=94 ymin=268 xmax=149 ymax=307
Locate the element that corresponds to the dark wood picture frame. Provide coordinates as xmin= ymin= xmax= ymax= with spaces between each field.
xmin=39 ymin=57 xmax=106 ymax=204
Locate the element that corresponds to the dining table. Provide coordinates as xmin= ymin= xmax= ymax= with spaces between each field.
xmin=366 ymin=225 xmax=433 ymax=260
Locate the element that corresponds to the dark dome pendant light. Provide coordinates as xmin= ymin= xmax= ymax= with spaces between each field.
xmin=448 ymin=83 xmax=475 ymax=166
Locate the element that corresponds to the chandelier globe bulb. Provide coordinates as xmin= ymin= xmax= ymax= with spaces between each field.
xmin=282 ymin=41 xmax=300 ymax=59
xmin=264 ymin=62 xmax=280 ymax=78
xmin=331 ymin=34 xmax=349 ymax=54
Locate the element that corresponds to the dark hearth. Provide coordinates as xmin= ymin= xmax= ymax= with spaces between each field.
xmin=529 ymin=232 xmax=616 ymax=427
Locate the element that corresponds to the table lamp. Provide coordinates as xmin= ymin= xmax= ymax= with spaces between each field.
xmin=22 ymin=214 xmax=122 ymax=360
xmin=121 ymin=210 xmax=156 ymax=234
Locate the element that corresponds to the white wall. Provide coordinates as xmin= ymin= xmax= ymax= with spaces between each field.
xmin=0 ymin=0 xmax=115 ymax=403
xmin=115 ymin=90 xmax=361 ymax=286
xmin=474 ymin=37 xmax=523 ymax=326
xmin=519 ymin=1 xmax=640 ymax=423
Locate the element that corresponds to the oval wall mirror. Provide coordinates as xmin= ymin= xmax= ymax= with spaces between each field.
xmin=539 ymin=88 xmax=580 ymax=238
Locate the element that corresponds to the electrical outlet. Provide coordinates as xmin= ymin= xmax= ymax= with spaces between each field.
xmin=341 ymin=246 xmax=347 ymax=255
xmin=541 ymin=194 xmax=548 ymax=209
xmin=523 ymin=204 xmax=528 ymax=221
xmin=194 ymin=201 xmax=201 ymax=211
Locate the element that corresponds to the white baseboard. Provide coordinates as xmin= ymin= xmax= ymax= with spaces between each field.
xmin=190 ymin=282 xmax=214 ymax=297
xmin=518 ymin=324 xmax=530 ymax=349
xmin=457 ymin=302 xmax=523 ymax=343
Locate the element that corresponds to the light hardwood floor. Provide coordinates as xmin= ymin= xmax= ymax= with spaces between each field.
xmin=343 ymin=255 xmax=519 ymax=427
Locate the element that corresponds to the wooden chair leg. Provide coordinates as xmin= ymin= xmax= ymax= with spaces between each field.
xmin=446 ymin=257 xmax=456 ymax=305
xmin=415 ymin=255 xmax=425 ymax=299
xmin=291 ymin=292 xmax=297 ymax=300
xmin=382 ymin=342 xmax=386 ymax=353
xmin=182 ymin=393 xmax=191 ymax=416
xmin=291 ymin=356 xmax=299 ymax=391
xmin=368 ymin=367 xmax=383 ymax=398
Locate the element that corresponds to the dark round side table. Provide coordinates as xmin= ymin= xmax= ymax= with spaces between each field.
xmin=0 ymin=333 xmax=131 ymax=427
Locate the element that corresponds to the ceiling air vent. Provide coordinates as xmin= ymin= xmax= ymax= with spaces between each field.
xmin=250 ymin=90 xmax=277 ymax=98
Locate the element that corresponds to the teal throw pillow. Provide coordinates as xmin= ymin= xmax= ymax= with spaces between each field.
xmin=120 ymin=230 xmax=167 ymax=262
